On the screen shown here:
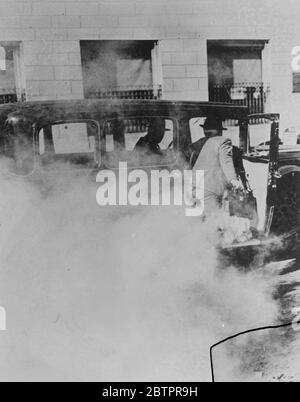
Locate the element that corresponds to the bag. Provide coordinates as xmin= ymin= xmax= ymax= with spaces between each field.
xmin=228 ymin=188 xmax=257 ymax=221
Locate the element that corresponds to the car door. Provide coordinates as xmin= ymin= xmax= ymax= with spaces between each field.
xmin=242 ymin=113 xmax=280 ymax=235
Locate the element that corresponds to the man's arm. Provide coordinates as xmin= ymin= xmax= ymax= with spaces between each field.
xmin=218 ymin=137 xmax=238 ymax=183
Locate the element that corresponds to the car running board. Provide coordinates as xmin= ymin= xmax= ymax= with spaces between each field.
xmin=221 ymin=230 xmax=298 ymax=250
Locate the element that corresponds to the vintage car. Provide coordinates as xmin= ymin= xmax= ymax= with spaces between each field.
xmin=0 ymin=99 xmax=298 ymax=251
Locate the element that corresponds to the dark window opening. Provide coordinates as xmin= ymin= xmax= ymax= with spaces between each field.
xmin=292 ymin=72 xmax=300 ymax=93
xmin=80 ymin=40 xmax=162 ymax=100
xmin=207 ymin=40 xmax=269 ymax=123
xmin=0 ymin=42 xmax=25 ymax=104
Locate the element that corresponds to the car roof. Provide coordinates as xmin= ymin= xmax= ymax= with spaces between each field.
xmin=0 ymin=99 xmax=249 ymax=127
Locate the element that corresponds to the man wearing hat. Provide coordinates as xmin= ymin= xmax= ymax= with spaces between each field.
xmin=134 ymin=117 xmax=165 ymax=155
xmin=190 ymin=116 xmax=243 ymax=215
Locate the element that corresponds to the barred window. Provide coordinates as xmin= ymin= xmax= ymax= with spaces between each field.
xmin=0 ymin=42 xmax=25 ymax=103
xmin=80 ymin=40 xmax=162 ymax=100
xmin=292 ymin=72 xmax=300 ymax=93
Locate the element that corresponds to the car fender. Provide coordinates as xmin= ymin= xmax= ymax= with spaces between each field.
xmin=278 ymin=165 xmax=300 ymax=176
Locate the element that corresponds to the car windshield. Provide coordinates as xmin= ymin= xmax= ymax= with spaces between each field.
xmin=189 ymin=117 xmax=240 ymax=147
xmin=248 ymin=120 xmax=273 ymax=154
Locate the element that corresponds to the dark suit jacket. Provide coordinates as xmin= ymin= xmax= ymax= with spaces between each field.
xmin=134 ymin=135 xmax=162 ymax=155
xmin=192 ymin=136 xmax=237 ymax=197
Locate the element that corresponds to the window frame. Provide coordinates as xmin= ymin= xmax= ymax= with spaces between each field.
xmin=101 ymin=115 xmax=179 ymax=169
xmin=292 ymin=71 xmax=300 ymax=93
xmin=34 ymin=118 xmax=101 ymax=167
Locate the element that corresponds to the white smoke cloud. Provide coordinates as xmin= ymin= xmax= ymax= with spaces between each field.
xmin=0 ymin=160 xmax=279 ymax=381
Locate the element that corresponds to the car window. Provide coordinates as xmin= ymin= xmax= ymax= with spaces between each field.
xmin=102 ymin=116 xmax=177 ymax=168
xmin=248 ymin=120 xmax=273 ymax=152
xmin=189 ymin=117 xmax=206 ymax=142
xmin=37 ymin=120 xmax=100 ymax=166
xmin=282 ymin=127 xmax=300 ymax=145
xmin=189 ymin=117 xmax=240 ymax=147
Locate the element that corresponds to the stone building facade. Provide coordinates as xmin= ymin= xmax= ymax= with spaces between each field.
xmin=0 ymin=0 xmax=299 ymax=128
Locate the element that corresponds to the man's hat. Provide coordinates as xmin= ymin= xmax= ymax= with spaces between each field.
xmin=200 ymin=117 xmax=227 ymax=131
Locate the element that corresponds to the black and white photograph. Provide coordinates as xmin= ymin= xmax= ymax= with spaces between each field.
xmin=0 ymin=0 xmax=300 ymax=385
